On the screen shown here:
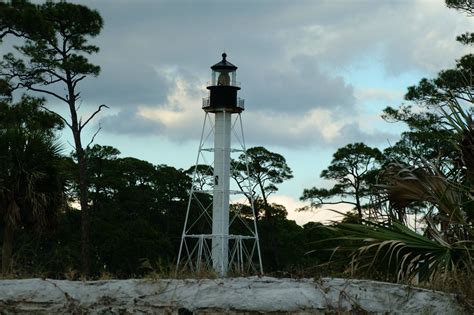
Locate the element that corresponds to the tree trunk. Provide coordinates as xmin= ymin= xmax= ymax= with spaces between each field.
xmin=355 ymin=185 xmax=362 ymax=222
xmin=69 ymin=105 xmax=90 ymax=277
xmin=67 ymin=81 xmax=91 ymax=277
xmin=2 ymin=222 xmax=14 ymax=275
xmin=76 ymin=144 xmax=91 ymax=277
xmin=356 ymin=198 xmax=362 ymax=221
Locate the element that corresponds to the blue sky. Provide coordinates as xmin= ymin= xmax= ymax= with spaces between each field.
xmin=6 ymin=0 xmax=474 ymax=224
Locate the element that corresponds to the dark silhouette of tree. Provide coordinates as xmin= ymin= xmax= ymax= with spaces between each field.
xmin=301 ymin=143 xmax=383 ymax=221
xmin=445 ymin=0 xmax=473 ymax=16
xmin=317 ymin=2 xmax=474 ymax=288
xmin=233 ymin=146 xmax=293 ymax=220
xmin=0 ymin=1 xmax=105 ymax=276
xmin=0 ymin=95 xmax=65 ymax=274
xmin=381 ymin=28 xmax=474 ymax=222
xmin=185 ymin=164 xmax=214 ymax=191
xmin=231 ymin=146 xmax=293 ymax=271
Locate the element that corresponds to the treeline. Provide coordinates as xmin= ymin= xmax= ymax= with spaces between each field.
xmin=0 ymin=93 xmax=340 ymax=277
xmin=3 ymin=136 xmax=336 ymax=278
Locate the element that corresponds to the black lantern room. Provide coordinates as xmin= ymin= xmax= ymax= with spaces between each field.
xmin=202 ymin=53 xmax=244 ymax=113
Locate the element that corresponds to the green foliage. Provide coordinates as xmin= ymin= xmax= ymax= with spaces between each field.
xmin=233 ymin=146 xmax=293 ymax=219
xmin=0 ymin=137 xmax=330 ymax=278
xmin=326 ymin=219 xmax=473 ymax=282
xmin=5 ymin=143 xmax=194 ymax=278
xmin=320 ymin=8 xmax=474 ymax=294
xmin=381 ymin=163 xmax=466 ymax=224
xmin=456 ymin=32 xmax=474 ymax=45
xmin=72 ymin=145 xmax=191 ymax=277
xmin=10 ymin=208 xmax=81 ymax=278
xmin=445 ymin=0 xmax=474 ymax=15
xmin=404 ymin=55 xmax=473 ymax=106
xmin=185 ymin=164 xmax=214 ymax=190
xmin=245 ymin=146 xmax=293 ymax=189
xmin=0 ymin=1 xmax=102 ymax=95
xmin=257 ymin=216 xmax=303 ymax=272
xmin=382 ymin=24 xmax=473 ymax=163
xmin=234 ymin=147 xmax=293 ymax=197
xmin=0 ymin=0 xmax=39 ymax=42
xmin=0 ymin=0 xmax=106 ymax=276
xmin=381 ymin=104 xmax=456 ymax=167
xmin=301 ymin=142 xmax=383 ymax=220
xmin=230 ymin=147 xmax=295 ymax=271
xmin=0 ymin=95 xmax=65 ymax=274
xmin=0 ymin=95 xmax=63 ymax=135
xmin=0 ymin=0 xmax=107 ymax=275
xmin=380 ymin=24 xmax=474 ymax=221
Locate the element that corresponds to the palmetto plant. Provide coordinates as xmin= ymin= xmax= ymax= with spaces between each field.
xmin=326 ymin=92 xmax=474 ymax=286
xmin=0 ymin=96 xmax=65 ymax=274
xmin=329 ymin=217 xmax=473 ymax=283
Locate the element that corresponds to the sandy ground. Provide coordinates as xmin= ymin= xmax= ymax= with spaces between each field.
xmin=0 ymin=276 xmax=467 ymax=314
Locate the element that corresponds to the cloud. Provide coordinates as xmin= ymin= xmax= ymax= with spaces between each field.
xmin=284 ymin=1 xmax=473 ymax=75
xmin=96 ymin=69 xmax=397 ymax=148
xmin=97 ymin=82 xmax=386 ymax=150
xmin=99 ymin=107 xmax=165 ymax=135
xmin=239 ymin=109 xmax=397 ymax=148
xmin=355 ymin=88 xmax=403 ymax=104
xmin=379 ymin=2 xmax=473 ymax=75
xmin=244 ymin=55 xmax=356 ymax=113
xmin=242 ymin=109 xmax=342 ymax=147
xmin=98 ymin=71 xmax=204 ymax=140
xmin=77 ymin=0 xmax=473 ymax=117
xmin=74 ymin=0 xmax=470 ymax=149
xmin=8 ymin=0 xmax=473 ymax=113
xmin=333 ymin=122 xmax=396 ymax=147
xmin=80 ymin=61 xmax=175 ymax=108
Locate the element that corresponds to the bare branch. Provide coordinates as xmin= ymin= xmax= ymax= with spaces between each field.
xmin=45 ymin=77 xmax=63 ymax=85
xmin=79 ymin=104 xmax=109 ymax=131
xmin=310 ymin=200 xmax=357 ymax=208
xmin=72 ymin=75 xmax=87 ymax=89
xmin=86 ymin=126 xmax=102 ymax=148
xmin=26 ymin=85 xmax=69 ymax=103
xmin=0 ymin=29 xmax=28 ymax=39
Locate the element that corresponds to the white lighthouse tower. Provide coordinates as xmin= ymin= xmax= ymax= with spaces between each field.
xmin=177 ymin=53 xmax=262 ymax=277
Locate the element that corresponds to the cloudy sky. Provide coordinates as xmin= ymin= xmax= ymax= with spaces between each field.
xmin=9 ymin=0 xmax=474 ymax=224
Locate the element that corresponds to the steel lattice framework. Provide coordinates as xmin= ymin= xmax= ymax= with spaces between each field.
xmin=177 ymin=111 xmax=263 ymax=276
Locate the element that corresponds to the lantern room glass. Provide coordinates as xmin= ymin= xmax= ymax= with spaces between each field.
xmin=211 ymin=69 xmax=237 ymax=86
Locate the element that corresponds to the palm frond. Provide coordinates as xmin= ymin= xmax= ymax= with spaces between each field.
xmin=327 ymin=219 xmax=474 ymax=282
xmin=380 ymin=162 xmax=467 ymax=226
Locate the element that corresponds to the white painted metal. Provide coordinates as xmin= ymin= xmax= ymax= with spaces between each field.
xmin=176 ymin=111 xmax=263 ymax=277
xmin=212 ymin=111 xmax=231 ymax=276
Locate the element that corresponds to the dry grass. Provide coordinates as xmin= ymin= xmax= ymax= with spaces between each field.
xmin=418 ymin=270 xmax=474 ymax=312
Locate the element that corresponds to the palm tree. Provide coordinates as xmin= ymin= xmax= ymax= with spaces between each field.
xmin=0 ymin=96 xmax=65 ymax=274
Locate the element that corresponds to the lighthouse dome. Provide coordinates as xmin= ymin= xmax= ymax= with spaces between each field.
xmin=210 ymin=53 xmax=238 ymax=71
xmin=204 ymin=53 xmax=244 ymax=113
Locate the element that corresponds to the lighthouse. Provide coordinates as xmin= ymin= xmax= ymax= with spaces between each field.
xmin=177 ymin=53 xmax=262 ymax=277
